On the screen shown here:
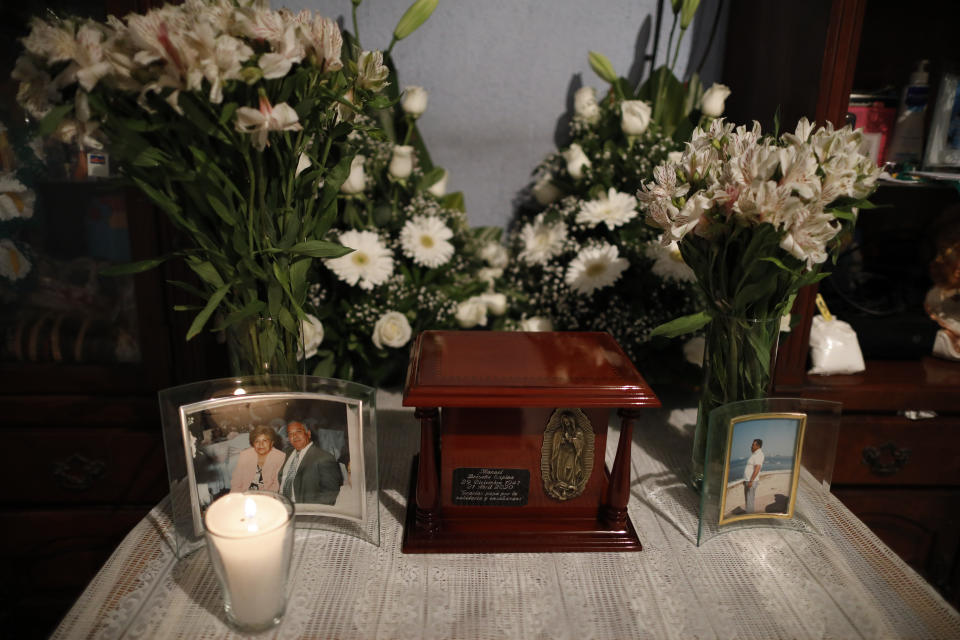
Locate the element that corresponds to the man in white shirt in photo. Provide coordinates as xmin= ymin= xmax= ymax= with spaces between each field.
xmin=743 ymin=438 xmax=764 ymax=514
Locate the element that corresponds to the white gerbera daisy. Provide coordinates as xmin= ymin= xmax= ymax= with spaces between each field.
xmin=400 ymin=215 xmax=455 ymax=268
xmin=325 ymin=230 xmax=394 ymax=290
xmin=519 ymin=217 xmax=567 ymax=265
xmin=577 ymin=187 xmax=638 ymax=230
xmin=645 ymin=238 xmax=695 ymax=283
xmin=564 ymin=243 xmax=628 ymax=294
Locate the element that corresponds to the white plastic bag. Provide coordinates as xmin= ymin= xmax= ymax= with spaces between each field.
xmin=807 ymin=314 xmax=865 ymax=375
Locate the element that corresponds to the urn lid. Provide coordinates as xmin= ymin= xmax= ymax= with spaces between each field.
xmin=402 ymin=330 xmax=659 ymax=408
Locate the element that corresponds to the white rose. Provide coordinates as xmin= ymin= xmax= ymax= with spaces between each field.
xmin=455 ymin=297 xmax=488 ymax=328
xmin=401 ymin=85 xmax=428 ymax=118
xmin=621 ymin=100 xmax=652 ymax=136
xmin=298 ymin=315 xmax=325 ymax=360
xmin=388 ymin=145 xmax=415 ymax=179
xmin=372 ymin=311 xmax=412 ymax=349
xmin=427 ymin=169 xmax=448 ymax=197
xmin=532 ymin=174 xmax=562 ymax=205
xmin=340 ymin=155 xmax=367 ymax=194
xmin=573 ymin=86 xmax=600 ymax=123
xmin=519 ymin=316 xmax=553 ymax=332
xmin=700 ymin=83 xmax=731 ymax=117
xmin=477 ymin=267 xmax=503 ymax=287
xmin=480 ymin=242 xmax=508 ymax=268
xmin=562 ymin=143 xmax=591 ymax=180
xmin=481 ymin=292 xmax=507 ymax=316
xmin=683 ymin=336 xmax=705 ymax=366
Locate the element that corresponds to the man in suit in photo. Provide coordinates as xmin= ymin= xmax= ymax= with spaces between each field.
xmin=279 ymin=421 xmax=342 ymax=505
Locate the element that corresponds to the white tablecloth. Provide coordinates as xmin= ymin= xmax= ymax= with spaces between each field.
xmin=53 ymin=392 xmax=960 ymax=639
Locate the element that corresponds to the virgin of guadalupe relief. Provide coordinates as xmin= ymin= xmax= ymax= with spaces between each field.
xmin=540 ymin=408 xmax=595 ymax=501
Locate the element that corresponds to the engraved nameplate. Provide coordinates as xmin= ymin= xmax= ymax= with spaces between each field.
xmin=452 ymin=468 xmax=530 ymax=506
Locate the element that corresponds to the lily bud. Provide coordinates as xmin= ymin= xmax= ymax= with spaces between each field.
xmin=588 ymin=51 xmax=618 ymax=84
xmin=394 ymin=0 xmax=438 ymax=41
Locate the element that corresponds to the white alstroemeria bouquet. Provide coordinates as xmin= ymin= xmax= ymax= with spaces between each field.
xmin=13 ymin=0 xmax=391 ymax=375
xmin=300 ymin=0 xmax=507 ymax=387
xmin=503 ymin=0 xmax=722 ymax=382
xmin=638 ymin=116 xmax=881 ymax=480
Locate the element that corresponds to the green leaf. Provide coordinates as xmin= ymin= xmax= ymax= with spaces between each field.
xmin=289 ymin=240 xmax=353 ymax=258
xmin=588 ymin=51 xmax=618 ymax=84
xmin=99 ymin=256 xmax=168 ymax=276
xmin=206 ymin=194 xmax=237 ymax=225
xmin=268 ymin=282 xmax=282 ymax=320
xmin=417 ymin=167 xmax=446 ymax=191
xmin=186 ymin=283 xmax=231 ymax=340
xmin=289 ymin=257 xmax=312 ymax=301
xmin=216 ymin=300 xmax=267 ymax=331
xmin=278 ymin=306 xmax=298 ymax=334
xmin=311 ymin=351 xmax=336 ymax=377
xmin=442 ymin=191 xmax=466 ymax=212
xmin=219 ymin=102 xmax=238 ymax=126
xmin=393 ymin=0 xmax=438 ymax=41
xmin=186 ymin=259 xmax=225 ymax=288
xmin=37 ymin=103 xmax=73 ymax=137
xmin=649 ymin=311 xmax=712 ymax=339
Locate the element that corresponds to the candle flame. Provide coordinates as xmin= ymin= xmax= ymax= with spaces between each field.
xmin=244 ymin=497 xmax=258 ymax=532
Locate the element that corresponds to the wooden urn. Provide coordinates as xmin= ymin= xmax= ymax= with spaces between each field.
xmin=401 ymin=331 xmax=660 ymax=553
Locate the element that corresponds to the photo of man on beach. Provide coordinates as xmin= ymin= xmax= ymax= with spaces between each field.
xmin=719 ymin=413 xmax=807 ymax=525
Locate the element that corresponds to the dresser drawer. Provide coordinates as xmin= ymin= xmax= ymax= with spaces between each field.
xmin=833 ymin=414 xmax=960 ymax=485
xmin=1 ymin=427 xmax=168 ymax=506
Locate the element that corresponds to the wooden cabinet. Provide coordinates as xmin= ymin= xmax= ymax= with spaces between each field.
xmin=723 ymin=0 xmax=960 ymax=607
xmin=0 ymin=4 xmax=224 ymax=636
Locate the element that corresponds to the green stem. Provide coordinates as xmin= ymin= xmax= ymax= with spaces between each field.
xmin=402 ymin=116 xmax=414 ymax=145
xmin=352 ymin=4 xmax=360 ymax=47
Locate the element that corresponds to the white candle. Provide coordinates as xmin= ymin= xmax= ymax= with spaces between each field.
xmin=204 ymin=492 xmax=293 ymax=630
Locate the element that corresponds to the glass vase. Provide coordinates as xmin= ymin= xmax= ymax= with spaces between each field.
xmin=689 ymin=314 xmax=781 ymax=490
xmin=226 ymin=315 xmax=301 ymax=377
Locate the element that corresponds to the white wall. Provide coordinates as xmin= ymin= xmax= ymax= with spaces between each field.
xmin=292 ymin=0 xmax=728 ymax=229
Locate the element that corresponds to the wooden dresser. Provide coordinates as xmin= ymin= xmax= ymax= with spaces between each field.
xmin=724 ymin=0 xmax=960 ymax=606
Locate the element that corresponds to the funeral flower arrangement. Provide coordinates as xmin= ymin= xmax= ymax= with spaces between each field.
xmin=638 ymin=116 xmax=881 ymax=478
xmin=502 ymin=0 xmax=723 ymax=381
xmin=12 ymin=0 xmax=390 ymax=374
xmin=638 ymin=117 xmax=882 ymax=333
xmin=299 ymin=1 xmax=507 ymax=386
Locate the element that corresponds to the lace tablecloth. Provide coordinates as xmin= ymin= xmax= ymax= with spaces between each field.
xmin=53 ymin=393 xmax=960 ymax=639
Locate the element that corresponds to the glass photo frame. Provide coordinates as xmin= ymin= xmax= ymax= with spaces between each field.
xmin=697 ymin=398 xmax=840 ymax=546
xmin=923 ymin=73 xmax=960 ymax=169
xmin=159 ymin=375 xmax=379 ymax=558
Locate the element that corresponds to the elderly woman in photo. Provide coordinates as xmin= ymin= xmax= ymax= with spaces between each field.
xmin=230 ymin=425 xmax=285 ymax=493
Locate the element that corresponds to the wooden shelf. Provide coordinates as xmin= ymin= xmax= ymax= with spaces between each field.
xmin=774 ymin=357 xmax=960 ymax=412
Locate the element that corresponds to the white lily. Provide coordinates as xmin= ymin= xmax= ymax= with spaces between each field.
xmin=235 ymin=95 xmax=302 ymax=151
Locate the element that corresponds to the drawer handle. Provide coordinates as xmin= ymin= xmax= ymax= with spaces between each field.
xmin=861 ymin=443 xmax=911 ymax=477
xmin=53 ymin=453 xmax=106 ymax=491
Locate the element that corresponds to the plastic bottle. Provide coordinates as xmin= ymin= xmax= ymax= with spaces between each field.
xmin=885 ymin=60 xmax=930 ymax=165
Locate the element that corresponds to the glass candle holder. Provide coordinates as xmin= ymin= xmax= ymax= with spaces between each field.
xmin=204 ymin=491 xmax=295 ymax=632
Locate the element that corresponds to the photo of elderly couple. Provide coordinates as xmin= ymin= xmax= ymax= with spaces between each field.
xmin=183 ymin=392 xmax=365 ymax=526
